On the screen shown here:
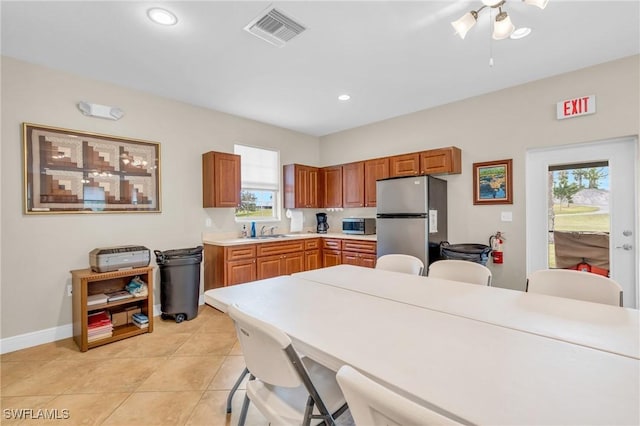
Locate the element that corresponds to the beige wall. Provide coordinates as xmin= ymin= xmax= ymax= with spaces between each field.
xmin=0 ymin=57 xmax=319 ymax=341
xmin=320 ymin=55 xmax=640 ymax=290
xmin=2 ymin=54 xmax=638 ymax=348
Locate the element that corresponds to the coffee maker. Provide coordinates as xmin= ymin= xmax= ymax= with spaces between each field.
xmin=316 ymin=213 xmax=329 ymax=234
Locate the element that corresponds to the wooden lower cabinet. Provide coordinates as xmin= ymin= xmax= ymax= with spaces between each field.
xmin=205 ymin=244 xmax=256 ymax=289
xmin=205 ymin=237 xmax=377 ymax=288
xmin=342 ymin=251 xmax=377 ymax=267
xmin=305 ymin=249 xmax=321 ymax=270
xmin=341 ymin=239 xmax=377 ymax=268
xmin=257 ymin=252 xmax=304 ymax=280
xmin=226 ymin=259 xmax=257 ymax=285
xmin=322 ymin=249 xmax=342 ymax=267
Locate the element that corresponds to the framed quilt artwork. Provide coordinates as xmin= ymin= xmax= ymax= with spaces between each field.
xmin=22 ymin=123 xmax=161 ymax=214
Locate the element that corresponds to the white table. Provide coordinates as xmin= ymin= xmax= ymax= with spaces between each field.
xmin=204 ymin=275 xmax=640 ymax=425
xmin=294 ymin=265 xmax=640 ymax=359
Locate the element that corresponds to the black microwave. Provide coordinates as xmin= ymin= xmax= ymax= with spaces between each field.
xmin=342 ymin=218 xmax=376 ymax=235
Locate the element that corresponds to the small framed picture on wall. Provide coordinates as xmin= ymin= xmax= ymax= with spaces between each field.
xmin=473 ymin=159 xmax=513 ymax=205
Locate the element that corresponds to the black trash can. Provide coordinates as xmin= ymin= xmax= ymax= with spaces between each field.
xmin=439 ymin=241 xmax=491 ymax=266
xmin=155 ymin=246 xmax=203 ymax=323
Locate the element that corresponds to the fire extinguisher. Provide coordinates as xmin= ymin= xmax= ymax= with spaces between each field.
xmin=490 ymin=232 xmax=504 ymax=264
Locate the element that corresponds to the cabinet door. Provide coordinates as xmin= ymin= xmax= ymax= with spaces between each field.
xmin=389 ymin=153 xmax=420 ymax=177
xmin=308 ymin=167 xmax=320 ymax=208
xmin=341 ymin=251 xmax=360 ymax=266
xmin=322 ymin=166 xmax=343 ymax=208
xmin=420 ymin=147 xmax=461 ymax=175
xmin=283 ymin=252 xmax=305 ymax=275
xmin=202 ymin=151 xmax=241 ymax=208
xmin=305 ymin=249 xmax=321 ymax=271
xmin=322 ymin=249 xmax=342 ymax=267
xmin=364 ymin=158 xmax=389 ymax=207
xmin=283 ymin=164 xmax=319 ymax=208
xmin=257 ymin=255 xmax=283 ymax=280
xmin=359 ymin=253 xmax=378 ymax=268
xmin=227 ymin=259 xmax=256 ymax=285
xmin=342 ymin=161 xmax=365 ymax=208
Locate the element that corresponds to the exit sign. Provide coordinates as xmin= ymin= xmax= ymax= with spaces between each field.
xmin=557 ymin=95 xmax=596 ymax=120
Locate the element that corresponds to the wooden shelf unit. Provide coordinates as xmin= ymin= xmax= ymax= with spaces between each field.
xmin=71 ymin=266 xmax=154 ymax=352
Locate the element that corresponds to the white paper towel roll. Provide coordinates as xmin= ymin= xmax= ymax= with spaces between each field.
xmin=290 ymin=210 xmax=304 ymax=233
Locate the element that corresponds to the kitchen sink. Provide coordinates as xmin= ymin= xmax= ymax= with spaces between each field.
xmin=249 ymin=234 xmax=289 ymax=240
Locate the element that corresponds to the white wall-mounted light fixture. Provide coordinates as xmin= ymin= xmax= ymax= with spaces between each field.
xmin=77 ymin=101 xmax=124 ymax=120
xmin=452 ymin=0 xmax=548 ymax=40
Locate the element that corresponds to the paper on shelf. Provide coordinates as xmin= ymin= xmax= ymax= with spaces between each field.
xmin=289 ymin=210 xmax=303 ymax=233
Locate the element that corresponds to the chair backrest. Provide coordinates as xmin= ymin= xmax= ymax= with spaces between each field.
xmin=526 ymin=269 xmax=623 ymax=306
xmin=336 ymin=365 xmax=461 ymax=426
xmin=427 ymin=259 xmax=492 ymax=286
xmin=375 ymin=254 xmax=424 ymax=275
xmin=227 ymin=304 xmax=301 ymax=387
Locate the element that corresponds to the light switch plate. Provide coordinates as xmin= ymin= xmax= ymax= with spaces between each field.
xmin=501 ymin=211 xmax=513 ymax=222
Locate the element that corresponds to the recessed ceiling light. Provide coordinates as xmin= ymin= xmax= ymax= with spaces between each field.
xmin=338 ymin=94 xmax=351 ymax=101
xmin=510 ymin=27 xmax=532 ymax=40
xmin=147 ymin=8 xmax=178 ymax=26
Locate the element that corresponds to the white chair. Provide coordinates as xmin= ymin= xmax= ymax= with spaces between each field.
xmin=427 ymin=259 xmax=492 ymax=286
xmin=375 ymin=254 xmax=424 ymax=275
xmin=336 ymin=365 xmax=462 ymax=426
xmin=227 ymin=304 xmax=348 ymax=426
xmin=526 ymin=269 xmax=623 ymax=307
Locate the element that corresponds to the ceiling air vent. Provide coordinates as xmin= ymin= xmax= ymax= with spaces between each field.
xmin=244 ymin=7 xmax=306 ymax=47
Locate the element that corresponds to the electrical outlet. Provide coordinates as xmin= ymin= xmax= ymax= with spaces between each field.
xmin=67 ymin=285 xmax=72 ymax=297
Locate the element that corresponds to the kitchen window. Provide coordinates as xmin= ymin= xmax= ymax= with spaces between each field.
xmin=234 ymin=144 xmax=280 ymax=221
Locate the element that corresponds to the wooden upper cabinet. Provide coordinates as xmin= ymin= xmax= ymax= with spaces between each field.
xmin=283 ymin=164 xmax=320 ymax=209
xmin=322 ymin=165 xmax=343 ymax=208
xmin=202 ymin=151 xmax=241 ymax=208
xmin=364 ymin=158 xmax=389 ymax=207
xmin=342 ymin=161 xmax=365 ymax=208
xmin=420 ymin=147 xmax=461 ymax=175
xmin=389 ymin=153 xmax=420 ymax=177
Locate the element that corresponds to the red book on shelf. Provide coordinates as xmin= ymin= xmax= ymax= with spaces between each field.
xmin=88 ymin=310 xmax=111 ymax=328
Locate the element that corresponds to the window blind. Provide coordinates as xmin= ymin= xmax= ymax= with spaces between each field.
xmin=234 ymin=144 xmax=279 ymax=190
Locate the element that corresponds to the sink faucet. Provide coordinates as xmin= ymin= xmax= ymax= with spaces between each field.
xmin=260 ymin=225 xmax=267 ymax=236
xmin=270 ymin=226 xmax=277 ymax=235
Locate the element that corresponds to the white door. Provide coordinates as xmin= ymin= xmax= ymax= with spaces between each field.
xmin=526 ymin=137 xmax=638 ymax=308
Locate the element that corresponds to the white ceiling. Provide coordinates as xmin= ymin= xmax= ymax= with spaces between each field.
xmin=1 ymin=1 xmax=638 ymax=137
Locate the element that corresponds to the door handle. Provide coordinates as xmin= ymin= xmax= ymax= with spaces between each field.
xmin=615 ymin=244 xmax=633 ymax=250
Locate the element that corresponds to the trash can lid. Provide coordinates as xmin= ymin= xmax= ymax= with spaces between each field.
xmin=154 ymin=246 xmax=203 ymax=260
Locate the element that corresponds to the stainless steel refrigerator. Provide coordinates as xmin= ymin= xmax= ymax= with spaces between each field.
xmin=376 ymin=175 xmax=447 ymax=273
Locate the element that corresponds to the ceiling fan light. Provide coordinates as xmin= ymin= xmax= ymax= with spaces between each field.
xmin=451 ymin=11 xmax=478 ymax=39
xmin=492 ymin=12 xmax=515 ymax=40
xmin=524 ymin=0 xmax=549 ymax=10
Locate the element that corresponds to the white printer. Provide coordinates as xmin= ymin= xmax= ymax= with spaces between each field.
xmin=90 ymin=245 xmax=150 ymax=272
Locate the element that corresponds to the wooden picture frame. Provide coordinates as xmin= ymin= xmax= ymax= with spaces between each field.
xmin=473 ymin=159 xmax=513 ymax=205
xmin=22 ymin=123 xmax=161 ymax=214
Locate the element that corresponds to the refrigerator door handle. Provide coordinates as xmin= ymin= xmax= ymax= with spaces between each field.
xmin=377 ymin=213 xmax=428 ymax=219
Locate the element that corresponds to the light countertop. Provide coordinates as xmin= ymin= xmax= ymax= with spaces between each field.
xmin=203 ymin=232 xmax=376 ymax=246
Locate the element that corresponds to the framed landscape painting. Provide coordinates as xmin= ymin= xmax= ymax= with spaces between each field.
xmin=23 ymin=123 xmax=161 ymax=214
xmin=473 ymin=159 xmax=513 ymax=205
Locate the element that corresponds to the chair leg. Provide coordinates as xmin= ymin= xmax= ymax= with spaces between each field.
xmin=302 ymin=395 xmax=315 ymax=426
xmin=226 ymin=367 xmax=249 ymax=414
xmin=237 ymin=393 xmax=251 ymax=426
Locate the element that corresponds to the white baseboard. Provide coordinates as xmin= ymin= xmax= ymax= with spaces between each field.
xmin=0 ymin=324 xmax=74 ymax=355
xmin=0 ymin=303 xmax=172 ymax=355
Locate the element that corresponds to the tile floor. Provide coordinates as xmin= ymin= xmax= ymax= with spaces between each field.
xmin=1 ymin=305 xmax=353 ymax=425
